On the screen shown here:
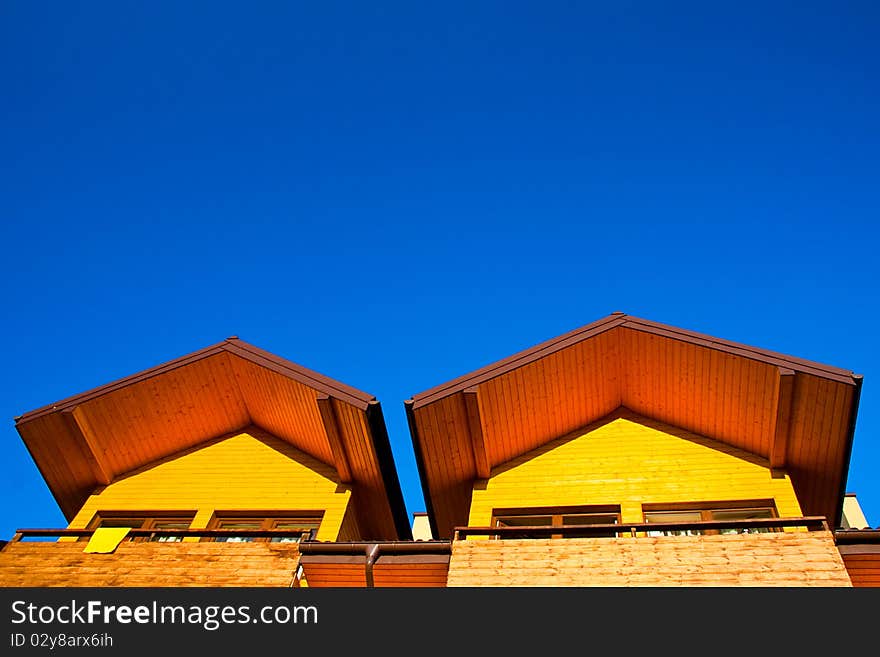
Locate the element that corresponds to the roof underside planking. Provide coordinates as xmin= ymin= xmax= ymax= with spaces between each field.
xmin=406 ymin=313 xmax=863 ymax=539
xmin=15 ymin=338 xmax=411 ymax=541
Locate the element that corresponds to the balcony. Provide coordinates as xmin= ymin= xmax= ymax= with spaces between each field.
xmin=0 ymin=518 xmax=857 ymax=587
xmin=449 ymin=517 xmax=853 ymax=587
xmin=0 ymin=528 xmax=312 ymax=587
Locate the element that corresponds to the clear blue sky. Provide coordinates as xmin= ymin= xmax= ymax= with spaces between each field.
xmin=1 ymin=2 xmax=877 ymax=539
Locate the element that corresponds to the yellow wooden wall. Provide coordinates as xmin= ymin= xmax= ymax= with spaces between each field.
xmin=468 ymin=410 xmax=804 ymax=526
xmin=66 ymin=428 xmax=351 ymax=542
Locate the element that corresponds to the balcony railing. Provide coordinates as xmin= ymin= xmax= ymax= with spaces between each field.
xmin=454 ymin=516 xmax=830 ymax=540
xmin=8 ymin=528 xmax=317 ymax=543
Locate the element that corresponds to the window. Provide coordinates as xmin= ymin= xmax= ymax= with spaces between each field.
xmin=207 ymin=513 xmax=322 ymax=543
xmin=492 ymin=506 xmax=621 ymax=539
xmin=642 ymin=510 xmax=703 ymax=537
xmin=85 ymin=512 xmax=195 ymax=542
xmin=211 ymin=519 xmax=263 ymax=543
xmin=643 ymin=501 xmax=777 ymax=536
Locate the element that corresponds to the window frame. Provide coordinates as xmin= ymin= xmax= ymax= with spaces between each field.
xmin=84 ymin=511 xmax=197 ymax=542
xmin=642 ymin=500 xmax=778 ymax=536
xmin=491 ymin=505 xmax=621 ymax=539
xmin=206 ymin=511 xmax=324 ymax=543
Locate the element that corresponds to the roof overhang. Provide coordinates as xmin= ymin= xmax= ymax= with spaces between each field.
xmin=406 ymin=313 xmax=863 ymax=539
xmin=15 ymin=338 xmax=411 ymax=540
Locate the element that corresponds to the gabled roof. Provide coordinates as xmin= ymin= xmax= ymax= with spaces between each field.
xmin=15 ymin=338 xmax=411 ymax=540
xmin=406 ymin=313 xmax=863 ymax=539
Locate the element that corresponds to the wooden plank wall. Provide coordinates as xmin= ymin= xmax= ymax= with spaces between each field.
xmin=840 ymin=551 xmax=880 ymax=587
xmin=372 ymin=562 xmax=449 ymax=587
xmin=0 ymin=542 xmax=301 ymax=587
xmin=301 ymin=559 xmax=449 ymax=587
xmin=448 ymin=532 xmax=852 ymax=586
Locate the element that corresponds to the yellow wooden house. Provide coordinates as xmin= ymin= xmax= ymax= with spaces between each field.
xmin=400 ymin=312 xmax=877 ymax=586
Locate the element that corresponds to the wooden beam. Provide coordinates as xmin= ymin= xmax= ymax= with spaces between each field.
xmin=770 ymin=368 xmax=796 ymax=469
xmin=61 ymin=406 xmax=112 ymax=485
xmin=316 ymin=395 xmax=353 ymax=483
xmin=463 ymin=386 xmax=490 ymax=479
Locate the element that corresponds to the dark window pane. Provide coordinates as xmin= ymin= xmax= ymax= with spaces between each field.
xmin=99 ymin=518 xmax=146 ymax=529
xmin=561 ymin=514 xmax=618 ymax=525
xmin=495 ymin=515 xmax=553 ymax=527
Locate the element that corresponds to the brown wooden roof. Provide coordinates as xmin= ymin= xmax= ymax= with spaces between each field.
xmin=406 ymin=313 xmax=863 ymax=539
xmin=15 ymin=338 xmax=411 ymax=541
